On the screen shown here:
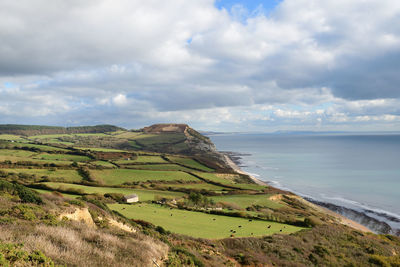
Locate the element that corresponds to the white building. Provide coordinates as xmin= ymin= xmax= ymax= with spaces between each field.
xmin=123 ymin=194 xmax=139 ymax=203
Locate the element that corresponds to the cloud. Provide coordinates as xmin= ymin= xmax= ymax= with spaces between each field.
xmin=0 ymin=0 xmax=399 ymax=131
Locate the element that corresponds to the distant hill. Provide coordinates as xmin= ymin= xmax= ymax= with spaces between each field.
xmin=0 ymin=124 xmax=124 ymax=136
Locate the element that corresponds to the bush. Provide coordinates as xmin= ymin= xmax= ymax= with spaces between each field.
xmin=304 ymin=216 xmax=323 ymax=227
xmin=0 ymin=181 xmax=42 ymax=204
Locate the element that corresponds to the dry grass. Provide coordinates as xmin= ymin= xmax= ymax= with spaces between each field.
xmin=0 ymin=222 xmax=168 ymax=266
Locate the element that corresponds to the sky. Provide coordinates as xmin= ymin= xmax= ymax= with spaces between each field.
xmin=1 ymin=0 xmax=400 ymax=132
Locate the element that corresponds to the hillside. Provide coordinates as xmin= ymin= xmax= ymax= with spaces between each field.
xmin=1 ymin=124 xmax=400 ymax=266
xmin=0 ymin=124 xmax=124 ymax=136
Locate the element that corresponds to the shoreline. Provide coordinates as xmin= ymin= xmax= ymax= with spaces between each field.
xmin=223 ymin=153 xmax=268 ymax=186
xmin=222 ymin=151 xmax=373 ymax=234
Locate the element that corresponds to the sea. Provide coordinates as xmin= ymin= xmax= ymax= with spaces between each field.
xmin=209 ymin=133 xmax=400 ymax=235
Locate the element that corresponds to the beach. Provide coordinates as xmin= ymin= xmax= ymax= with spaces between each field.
xmin=223 ymin=152 xmax=372 ymax=233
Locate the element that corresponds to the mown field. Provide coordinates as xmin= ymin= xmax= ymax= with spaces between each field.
xmin=109 ymin=203 xmax=305 ymax=239
xmin=167 ymin=156 xmax=215 ymax=172
xmin=42 ymin=182 xmax=185 ymax=201
xmin=90 ymin=169 xmax=200 ymax=185
xmin=211 ymin=194 xmax=284 ymax=210
xmin=123 ymin=164 xmax=195 ymax=172
xmin=0 ymin=130 xmax=297 ymax=240
xmin=114 ymin=155 xmax=167 ymax=164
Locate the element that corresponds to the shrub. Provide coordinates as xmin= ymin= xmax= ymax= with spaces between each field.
xmin=0 ymin=181 xmax=42 ymax=204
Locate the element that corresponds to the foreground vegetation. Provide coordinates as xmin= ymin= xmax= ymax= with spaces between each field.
xmin=1 ymin=123 xmax=400 ymax=266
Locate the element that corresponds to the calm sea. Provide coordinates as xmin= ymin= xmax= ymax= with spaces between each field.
xmin=210 ymin=133 xmax=400 ymax=232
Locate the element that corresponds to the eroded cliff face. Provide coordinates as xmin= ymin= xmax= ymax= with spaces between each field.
xmin=141 ymin=124 xmax=232 ymax=171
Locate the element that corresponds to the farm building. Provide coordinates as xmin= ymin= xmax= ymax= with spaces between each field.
xmin=123 ymin=194 xmax=139 ymax=203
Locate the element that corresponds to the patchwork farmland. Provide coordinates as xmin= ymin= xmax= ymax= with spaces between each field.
xmin=0 ymin=125 xmax=309 ymax=240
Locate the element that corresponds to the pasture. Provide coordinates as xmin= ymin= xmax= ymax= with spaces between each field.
xmin=167 ymin=156 xmax=214 ymax=172
xmin=33 ymin=153 xmax=91 ymax=162
xmin=90 ymin=169 xmax=199 ymax=185
xmin=109 ymin=203 xmax=305 ymax=239
xmin=124 ymin=164 xmax=194 ymax=172
xmin=114 ymin=155 xmax=167 ymax=164
xmin=1 ymin=168 xmax=82 ymax=182
xmin=41 ymin=182 xmax=185 ymax=201
xmin=210 ymin=194 xmax=284 ymax=210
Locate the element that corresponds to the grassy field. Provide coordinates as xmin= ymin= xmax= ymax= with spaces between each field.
xmin=134 ymin=133 xmax=186 ymax=146
xmin=1 ymin=168 xmax=82 ymax=182
xmin=33 ymin=188 xmax=80 ymax=198
xmin=90 ymin=169 xmax=199 ymax=185
xmin=160 ymin=183 xmax=229 ymax=191
xmin=210 ymin=194 xmax=284 ymax=210
xmin=109 ymin=203 xmax=305 ymax=239
xmin=193 ymin=172 xmax=237 ymax=186
xmin=124 ymin=164 xmax=195 ymax=172
xmin=28 ymin=134 xmax=72 ymax=139
xmin=11 ymin=143 xmax=69 ymax=152
xmin=0 ymin=134 xmax=26 ymax=141
xmin=42 ymin=182 xmax=185 ymax=201
xmin=74 ymin=147 xmax=126 ymax=152
xmin=114 ymin=155 xmax=167 ymax=164
xmin=91 ymin=161 xmax=116 ymax=168
xmin=112 ymin=132 xmax=143 ymax=139
xmin=0 ymin=149 xmax=36 ymax=157
xmin=167 ymin=156 xmax=214 ymax=172
xmin=33 ymin=153 xmax=91 ymax=162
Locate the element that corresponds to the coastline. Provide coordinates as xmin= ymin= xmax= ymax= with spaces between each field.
xmin=223 ymin=153 xmax=268 ymax=186
xmin=223 ymin=152 xmax=372 ymax=233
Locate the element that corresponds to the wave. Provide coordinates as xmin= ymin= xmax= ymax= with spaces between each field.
xmin=306 ymin=198 xmax=398 ymax=236
xmin=320 ymin=195 xmax=400 ymax=223
xmin=266 ymin=181 xmax=400 ymax=236
xmin=246 ymin=172 xmax=261 ymax=178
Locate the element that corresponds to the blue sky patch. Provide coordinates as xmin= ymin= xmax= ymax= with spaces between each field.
xmin=215 ymin=0 xmax=281 ymax=13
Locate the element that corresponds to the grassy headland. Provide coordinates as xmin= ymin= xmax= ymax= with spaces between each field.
xmin=0 ymin=123 xmax=399 ymax=266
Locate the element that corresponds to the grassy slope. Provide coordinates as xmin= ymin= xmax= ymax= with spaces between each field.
xmin=211 ymin=194 xmax=284 ymax=210
xmin=2 ymin=168 xmax=82 ymax=182
xmin=91 ymin=169 xmax=199 ymax=184
xmin=42 ymin=182 xmax=185 ymax=201
xmin=110 ymin=203 xmax=304 ymax=239
xmin=167 ymin=156 xmax=215 ymax=172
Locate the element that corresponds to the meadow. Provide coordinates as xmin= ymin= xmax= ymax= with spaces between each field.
xmin=42 ymin=182 xmax=185 ymax=201
xmin=124 ymin=164 xmax=195 ymax=172
xmin=90 ymin=169 xmax=199 ymax=185
xmin=210 ymin=194 xmax=284 ymax=210
xmin=2 ymin=168 xmax=82 ymax=182
xmin=109 ymin=203 xmax=305 ymax=239
xmin=167 ymin=156 xmax=215 ymax=172
xmin=114 ymin=155 xmax=167 ymax=164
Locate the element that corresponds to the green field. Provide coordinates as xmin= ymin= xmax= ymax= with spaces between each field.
xmin=210 ymin=194 xmax=284 ymax=210
xmin=1 ymin=168 xmax=82 ymax=182
xmin=113 ymin=132 xmax=143 ymax=139
xmin=161 ymin=183 xmax=228 ymax=191
xmin=75 ymin=147 xmax=126 ymax=152
xmin=41 ymin=182 xmax=185 ymax=201
xmin=0 ymin=134 xmax=26 ymax=141
xmin=10 ymin=143 xmax=69 ymax=152
xmin=109 ymin=203 xmax=305 ymax=239
xmin=124 ymin=164 xmax=195 ymax=172
xmin=91 ymin=161 xmax=116 ymax=168
xmin=114 ymin=155 xmax=167 ymax=164
xmin=167 ymin=156 xmax=214 ymax=172
xmin=193 ymin=172 xmax=237 ymax=186
xmin=28 ymin=134 xmax=72 ymax=140
xmin=33 ymin=153 xmax=91 ymax=162
xmin=91 ymin=169 xmax=199 ymax=185
xmin=0 ymin=149 xmax=36 ymax=157
xmin=134 ymin=133 xmax=186 ymax=146
xmin=33 ymin=188 xmax=80 ymax=198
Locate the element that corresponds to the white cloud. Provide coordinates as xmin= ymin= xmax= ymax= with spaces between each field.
xmin=0 ymin=0 xmax=400 ymax=131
